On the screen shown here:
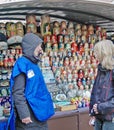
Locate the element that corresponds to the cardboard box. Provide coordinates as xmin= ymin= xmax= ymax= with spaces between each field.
xmin=56 ymin=104 xmax=77 ymax=111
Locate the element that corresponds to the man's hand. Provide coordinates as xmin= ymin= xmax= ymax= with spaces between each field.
xmin=22 ymin=117 xmax=32 ymax=124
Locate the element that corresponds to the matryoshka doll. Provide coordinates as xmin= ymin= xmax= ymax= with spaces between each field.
xmin=57 ymin=34 xmax=64 ymax=52
xmin=54 ymin=68 xmax=61 ymax=79
xmin=77 ymin=78 xmax=82 ymax=88
xmin=58 ymin=58 xmax=63 ymax=67
xmin=88 ymin=68 xmax=94 ymax=78
xmin=0 ymin=23 xmax=6 ymax=36
xmin=71 ymin=41 xmax=77 ymax=53
xmin=75 ymin=60 xmax=81 ymax=70
xmin=6 ymin=22 xmax=11 ymax=38
xmin=16 ymin=22 xmax=24 ymax=37
xmin=67 ymin=67 xmax=73 ymax=81
xmin=81 ymin=35 xmax=87 ymax=44
xmin=70 ymin=33 xmax=75 ymax=43
xmin=60 ymin=21 xmax=68 ymax=35
xmin=8 ymin=54 xmax=14 ymax=68
xmin=51 ymin=34 xmax=58 ymax=51
xmin=52 ymin=43 xmax=58 ymax=52
xmin=89 ymin=42 xmax=94 ymax=51
xmin=96 ymin=26 xmax=102 ymax=41
xmin=3 ymin=55 xmax=8 ymax=68
xmin=86 ymin=77 xmax=91 ymax=86
xmin=45 ymin=42 xmax=52 ymax=54
xmin=91 ymin=57 xmax=97 ymax=69
xmin=82 ymin=78 xmax=86 ymax=86
xmin=84 ymin=42 xmax=89 ymax=54
xmin=84 ymin=68 xmax=89 ymax=79
xmin=58 ymin=34 xmax=63 ymax=43
xmin=53 ymin=21 xmax=60 ymax=35
xmin=67 ymin=21 xmax=74 ymax=35
xmin=43 ymin=35 xmax=51 ymax=44
xmin=26 ymin=14 xmax=37 ymax=34
xmin=64 ymin=42 xmax=71 ymax=51
xmin=10 ymin=23 xmax=16 ymax=37
xmin=90 ymin=34 xmax=97 ymax=44
xmin=87 ymin=25 xmax=94 ymax=43
xmin=80 ymin=59 xmax=85 ymax=68
xmin=64 ymin=56 xmax=69 ymax=66
xmin=44 ymin=55 xmax=50 ymax=67
xmin=101 ymin=28 xmax=107 ymax=40
xmin=64 ymin=34 xmax=70 ymax=44
xmin=78 ymin=69 xmax=84 ymax=79
xmin=0 ymin=54 xmax=4 ymax=68
xmin=72 ymin=69 xmax=78 ymax=80
xmin=40 ymin=14 xmax=51 ymax=36
xmin=81 ymin=24 xmax=87 ymax=36
xmin=67 ymin=83 xmax=77 ymax=99
xmin=62 ymin=68 xmax=67 ymax=79
xmin=59 ymin=42 xmax=64 ymax=52
xmin=88 ymin=25 xmax=94 ymax=35
xmin=69 ymin=57 xmax=75 ymax=68
xmin=86 ymin=59 xmax=91 ymax=69
xmin=75 ymin=24 xmax=81 ymax=41
xmin=44 ymin=34 xmax=52 ymax=53
xmin=75 ymin=23 xmax=81 ymax=32
xmin=91 ymin=75 xmax=95 ymax=85
xmin=78 ymin=43 xmax=84 ymax=55
xmin=51 ymin=34 xmax=57 ymax=45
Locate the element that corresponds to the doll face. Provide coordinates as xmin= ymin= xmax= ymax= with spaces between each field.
xmin=75 ymin=24 xmax=81 ymax=31
xmin=53 ymin=21 xmax=60 ymax=27
xmin=61 ymin=21 xmax=67 ymax=29
xmin=64 ymin=35 xmax=70 ymax=43
xmin=81 ymin=35 xmax=87 ymax=43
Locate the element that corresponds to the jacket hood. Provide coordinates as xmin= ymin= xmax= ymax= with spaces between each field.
xmin=21 ymin=33 xmax=43 ymax=63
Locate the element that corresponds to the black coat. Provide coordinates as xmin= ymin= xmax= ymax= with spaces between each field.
xmin=89 ymin=64 xmax=114 ymax=121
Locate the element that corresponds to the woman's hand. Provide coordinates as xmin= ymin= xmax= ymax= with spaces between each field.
xmin=22 ymin=117 xmax=32 ymax=124
xmin=93 ymin=104 xmax=98 ymax=114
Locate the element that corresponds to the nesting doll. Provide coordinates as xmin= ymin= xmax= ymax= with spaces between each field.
xmin=16 ymin=22 xmax=24 ymax=37
xmin=67 ymin=21 xmax=74 ymax=34
xmin=6 ymin=22 xmax=11 ymax=38
xmin=26 ymin=14 xmax=37 ymax=33
xmin=40 ymin=14 xmax=51 ymax=36
xmin=101 ymin=28 xmax=107 ymax=40
xmin=53 ymin=21 xmax=60 ymax=35
xmin=60 ymin=21 xmax=67 ymax=35
xmin=0 ymin=23 xmax=6 ymax=36
xmin=10 ymin=23 xmax=16 ymax=37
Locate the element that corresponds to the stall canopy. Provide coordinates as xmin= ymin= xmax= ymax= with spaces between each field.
xmin=0 ymin=0 xmax=114 ymax=34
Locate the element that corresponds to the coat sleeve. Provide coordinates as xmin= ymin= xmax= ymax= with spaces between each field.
xmin=12 ymin=73 xmax=30 ymax=120
xmin=98 ymin=98 xmax=114 ymax=114
xmin=98 ymin=78 xmax=114 ymax=115
xmin=89 ymin=77 xmax=98 ymax=116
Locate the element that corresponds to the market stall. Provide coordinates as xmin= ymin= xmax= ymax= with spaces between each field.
xmin=0 ymin=0 xmax=114 ymax=130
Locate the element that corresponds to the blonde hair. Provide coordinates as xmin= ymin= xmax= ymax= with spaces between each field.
xmin=94 ymin=39 xmax=114 ymax=70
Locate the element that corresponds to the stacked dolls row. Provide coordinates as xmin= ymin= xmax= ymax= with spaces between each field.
xmin=39 ymin=14 xmax=107 ymax=109
xmin=0 ymin=46 xmax=22 ymax=119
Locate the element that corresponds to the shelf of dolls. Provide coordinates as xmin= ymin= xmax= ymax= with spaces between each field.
xmin=0 ymin=44 xmax=22 ymax=121
xmin=40 ymin=15 xmax=106 ymax=111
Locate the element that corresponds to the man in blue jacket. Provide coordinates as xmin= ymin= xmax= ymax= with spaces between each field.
xmin=8 ymin=33 xmax=54 ymax=130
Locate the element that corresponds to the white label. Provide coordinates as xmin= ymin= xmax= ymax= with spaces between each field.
xmin=27 ymin=70 xmax=35 ymax=78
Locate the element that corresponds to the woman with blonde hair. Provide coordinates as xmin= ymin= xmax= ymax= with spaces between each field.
xmin=89 ymin=39 xmax=114 ymax=130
